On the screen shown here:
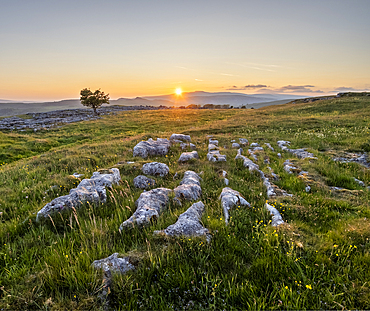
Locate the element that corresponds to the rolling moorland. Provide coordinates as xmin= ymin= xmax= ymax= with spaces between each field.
xmin=0 ymin=94 xmax=370 ymax=310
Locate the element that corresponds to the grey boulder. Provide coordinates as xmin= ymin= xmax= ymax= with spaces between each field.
xmin=133 ymin=175 xmax=156 ymax=189
xmin=92 ymin=253 xmax=135 ymax=278
xmin=133 ymin=138 xmax=171 ymax=158
xmin=207 ymin=150 xmax=226 ymax=162
xmin=153 ymin=201 xmax=210 ymax=239
xmin=170 ymin=133 xmax=191 ymax=142
xmin=174 ymin=171 xmax=202 ymax=204
xmin=178 ymin=151 xmax=199 ymax=163
xmin=120 ymin=187 xmax=173 ymax=229
xmin=265 ymin=203 xmax=284 ymax=226
xmin=142 ymin=162 xmax=169 ymax=177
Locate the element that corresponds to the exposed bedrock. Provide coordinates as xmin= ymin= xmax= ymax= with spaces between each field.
xmin=209 ymin=138 xmax=219 ymax=146
xmin=36 ymin=168 xmax=121 ymax=221
xmin=239 ymin=138 xmax=249 ymax=146
xmin=232 ymin=143 xmax=240 ymax=149
xmin=219 ymin=187 xmax=251 ymax=224
xmin=133 ymin=175 xmax=156 ymax=189
xmin=170 ymin=133 xmax=191 ymax=143
xmin=174 ymin=171 xmax=202 ymax=204
xmin=92 ymin=253 xmax=135 ymax=278
xmin=178 ymin=151 xmax=199 ymax=163
xmin=153 ymin=201 xmax=210 ymax=240
xmin=142 ymin=162 xmax=169 ymax=177
xmin=207 ymin=150 xmax=227 ymax=162
xmin=133 ymin=138 xmax=171 ymax=158
xmin=277 ymin=140 xmax=316 ymax=159
xmin=119 ymin=187 xmax=173 ymax=229
xmin=265 ymin=203 xmax=284 ymax=226
xmin=235 ymin=149 xmax=259 ymax=172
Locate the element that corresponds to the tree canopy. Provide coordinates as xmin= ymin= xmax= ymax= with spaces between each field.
xmin=80 ymin=88 xmax=109 ymax=115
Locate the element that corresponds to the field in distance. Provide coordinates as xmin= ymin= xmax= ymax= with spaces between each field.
xmin=0 ymin=95 xmax=369 ymax=310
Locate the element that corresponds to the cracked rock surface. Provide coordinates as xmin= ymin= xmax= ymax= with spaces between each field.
xmin=37 ymin=168 xmax=121 ymax=221
xmin=278 ymin=140 xmax=316 ymax=159
xmin=92 ymin=253 xmax=135 ymax=277
xmin=153 ymin=201 xmax=209 ymax=239
xmin=265 ymin=203 xmax=284 ymax=226
xmin=219 ymin=187 xmax=250 ymax=224
xmin=174 ymin=171 xmax=202 ymax=204
xmin=133 ymin=175 xmax=156 ymax=189
xmin=235 ymin=149 xmax=259 ymax=172
xmin=207 ymin=150 xmax=227 ymax=162
xmin=133 ymin=138 xmax=171 ymax=158
xmin=170 ymin=133 xmax=191 ymax=142
xmin=120 ymin=188 xmax=173 ymax=229
xmin=142 ymin=162 xmax=169 ymax=177
xmin=178 ymin=151 xmax=199 ymax=163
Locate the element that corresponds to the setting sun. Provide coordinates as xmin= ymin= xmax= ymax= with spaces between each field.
xmin=175 ymin=88 xmax=182 ymax=95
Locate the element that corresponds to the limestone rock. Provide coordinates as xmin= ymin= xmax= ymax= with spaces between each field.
xmin=153 ymin=201 xmax=209 ymax=239
xmin=219 ymin=187 xmax=250 ymax=224
xmin=207 ymin=150 xmax=226 ymax=162
xmin=250 ymin=142 xmax=260 ymax=147
xmin=133 ymin=175 xmax=155 ymax=189
xmin=174 ymin=171 xmax=202 ymax=204
xmin=170 ymin=134 xmax=191 ymax=142
xmin=235 ymin=149 xmax=259 ymax=172
xmin=277 ymin=140 xmax=316 ymax=159
xmin=232 ymin=143 xmax=240 ymax=149
xmin=209 ymin=139 xmax=218 ymax=146
xmin=142 ymin=162 xmax=169 ymax=177
xmin=178 ymin=151 xmax=199 ymax=163
xmin=36 ymin=168 xmax=120 ymax=221
xmin=133 ymin=138 xmax=171 ymax=158
xmin=283 ymin=160 xmax=301 ymax=174
xmin=353 ymin=177 xmax=365 ymax=187
xmin=120 ymin=188 xmax=173 ymax=229
xmin=265 ymin=203 xmax=284 ymax=226
xmin=190 ymin=143 xmax=196 ymax=150
xmin=208 ymin=143 xmax=219 ymax=152
xmin=92 ymin=253 xmax=135 ymax=278
xmin=239 ymin=138 xmax=248 ymax=146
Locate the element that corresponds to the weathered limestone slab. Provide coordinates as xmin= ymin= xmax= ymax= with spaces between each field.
xmin=222 ymin=170 xmax=229 ymax=185
xmin=235 ymin=149 xmax=259 ymax=172
xmin=133 ymin=138 xmax=171 ymax=158
xmin=207 ymin=150 xmax=226 ymax=162
xmin=36 ymin=168 xmax=121 ymax=221
xmin=120 ymin=188 xmax=173 ymax=229
xmin=239 ymin=138 xmax=248 ymax=146
xmin=178 ymin=151 xmax=199 ymax=163
xmin=170 ymin=133 xmax=191 ymax=142
xmin=92 ymin=253 xmax=135 ymax=277
xmin=142 ymin=162 xmax=169 ymax=177
xmin=250 ymin=142 xmax=260 ymax=147
xmin=133 ymin=175 xmax=156 ymax=189
xmin=277 ymin=140 xmax=316 ymax=159
xmin=209 ymin=139 xmax=218 ymax=146
xmin=232 ymin=143 xmax=240 ymax=149
xmin=283 ymin=160 xmax=301 ymax=174
xmin=208 ymin=143 xmax=219 ymax=152
xmin=219 ymin=187 xmax=250 ymax=224
xmin=265 ymin=203 xmax=284 ymax=226
xmin=174 ymin=171 xmax=202 ymax=204
xmin=153 ymin=201 xmax=209 ymax=239
xmin=333 ymin=153 xmax=370 ymax=168
xmin=190 ymin=143 xmax=196 ymax=150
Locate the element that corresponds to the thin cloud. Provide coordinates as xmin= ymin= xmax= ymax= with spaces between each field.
xmin=333 ymin=86 xmax=369 ymax=92
xmin=276 ymin=85 xmax=318 ymax=93
xmin=195 ymin=79 xmax=203 ymax=81
xmin=226 ymin=84 xmax=267 ymax=90
xmin=226 ymin=62 xmax=279 ymax=72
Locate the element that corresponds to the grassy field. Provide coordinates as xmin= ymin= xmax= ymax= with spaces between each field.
xmin=0 ymin=96 xmax=370 ymax=310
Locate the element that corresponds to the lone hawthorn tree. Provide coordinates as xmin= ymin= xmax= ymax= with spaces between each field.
xmin=80 ymin=88 xmax=110 ymax=115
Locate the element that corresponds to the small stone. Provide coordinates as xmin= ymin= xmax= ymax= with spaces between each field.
xmin=207 ymin=150 xmax=226 ymax=162
xmin=133 ymin=138 xmax=171 ymax=158
xmin=232 ymin=143 xmax=240 ymax=149
xmin=170 ymin=134 xmax=191 ymax=142
xmin=190 ymin=143 xmax=196 ymax=150
xmin=174 ymin=171 xmax=202 ymax=204
xmin=239 ymin=138 xmax=248 ymax=146
xmin=209 ymin=139 xmax=218 ymax=146
xmin=265 ymin=203 xmax=284 ymax=226
xmin=219 ymin=187 xmax=250 ymax=224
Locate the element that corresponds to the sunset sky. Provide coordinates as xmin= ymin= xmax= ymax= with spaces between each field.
xmin=1 ymin=0 xmax=369 ymax=101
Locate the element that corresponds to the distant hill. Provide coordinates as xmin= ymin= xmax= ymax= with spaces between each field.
xmin=0 ymin=92 xmax=307 ymax=117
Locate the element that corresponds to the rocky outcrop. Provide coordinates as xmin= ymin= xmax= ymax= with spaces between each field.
xmin=153 ymin=201 xmax=210 ymax=240
xmin=174 ymin=171 xmax=202 ymax=204
xmin=178 ymin=151 xmax=199 ymax=163
xmin=37 ymin=168 xmax=121 ymax=221
xmin=235 ymin=149 xmax=259 ymax=172
xmin=219 ymin=187 xmax=250 ymax=224
xmin=133 ymin=138 xmax=171 ymax=158
xmin=232 ymin=143 xmax=240 ymax=149
xmin=333 ymin=153 xmax=370 ymax=168
xmin=142 ymin=162 xmax=169 ymax=177
xmin=209 ymin=138 xmax=218 ymax=146
xmin=119 ymin=188 xmax=173 ymax=229
xmin=92 ymin=253 xmax=135 ymax=278
xmin=265 ymin=203 xmax=284 ymax=226
xmin=283 ymin=160 xmax=301 ymax=174
xmin=248 ymin=145 xmax=264 ymax=162
xmin=207 ymin=150 xmax=227 ymax=162
xmin=208 ymin=144 xmax=219 ymax=152
xmin=239 ymin=138 xmax=248 ymax=146
xmin=170 ymin=133 xmax=191 ymax=143
xmin=277 ymin=140 xmax=316 ymax=159
xmin=133 ymin=175 xmax=156 ymax=189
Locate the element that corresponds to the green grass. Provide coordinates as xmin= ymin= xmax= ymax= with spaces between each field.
xmin=0 ymin=97 xmax=370 ymax=310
